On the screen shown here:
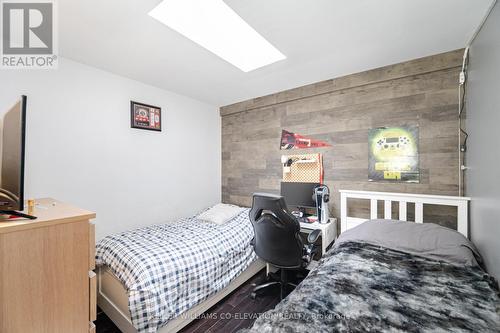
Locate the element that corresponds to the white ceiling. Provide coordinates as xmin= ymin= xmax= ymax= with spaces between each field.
xmin=60 ymin=0 xmax=493 ymax=106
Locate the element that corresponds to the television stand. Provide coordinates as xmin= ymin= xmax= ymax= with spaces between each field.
xmin=0 ymin=210 xmax=37 ymax=219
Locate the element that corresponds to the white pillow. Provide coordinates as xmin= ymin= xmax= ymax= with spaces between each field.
xmin=197 ymin=203 xmax=245 ymax=225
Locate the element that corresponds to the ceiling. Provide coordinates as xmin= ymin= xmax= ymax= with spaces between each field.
xmin=60 ymin=0 xmax=494 ymax=106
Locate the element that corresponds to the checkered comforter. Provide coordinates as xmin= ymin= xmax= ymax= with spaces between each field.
xmin=96 ymin=209 xmax=256 ymax=333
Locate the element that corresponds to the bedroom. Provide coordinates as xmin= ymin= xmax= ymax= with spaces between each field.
xmin=0 ymin=0 xmax=499 ymax=332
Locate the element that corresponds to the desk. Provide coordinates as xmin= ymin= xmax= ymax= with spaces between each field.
xmin=299 ymin=218 xmax=337 ymax=254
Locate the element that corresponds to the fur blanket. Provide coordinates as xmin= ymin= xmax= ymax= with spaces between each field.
xmin=242 ymin=242 xmax=500 ymax=333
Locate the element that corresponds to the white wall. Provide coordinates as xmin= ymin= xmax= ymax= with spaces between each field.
xmin=467 ymin=1 xmax=500 ymax=281
xmin=0 ymin=58 xmax=221 ymax=239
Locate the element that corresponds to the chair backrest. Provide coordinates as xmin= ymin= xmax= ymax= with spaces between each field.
xmin=249 ymin=193 xmax=304 ymax=268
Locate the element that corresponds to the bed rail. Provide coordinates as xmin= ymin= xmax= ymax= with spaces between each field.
xmin=339 ymin=190 xmax=471 ymax=238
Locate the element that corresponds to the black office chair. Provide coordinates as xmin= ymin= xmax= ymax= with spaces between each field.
xmin=249 ymin=193 xmax=321 ymax=299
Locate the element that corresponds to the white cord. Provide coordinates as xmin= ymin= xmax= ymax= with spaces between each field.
xmin=458 ymin=47 xmax=469 ymax=196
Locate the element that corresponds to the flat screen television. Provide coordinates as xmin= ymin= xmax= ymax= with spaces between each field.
xmin=0 ymin=95 xmax=33 ymax=218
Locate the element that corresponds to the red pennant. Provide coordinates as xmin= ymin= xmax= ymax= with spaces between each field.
xmin=280 ymin=130 xmax=331 ymax=150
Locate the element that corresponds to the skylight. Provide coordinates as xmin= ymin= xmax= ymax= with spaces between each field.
xmin=148 ymin=0 xmax=286 ymax=72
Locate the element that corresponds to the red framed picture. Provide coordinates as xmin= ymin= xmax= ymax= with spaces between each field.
xmin=130 ymin=101 xmax=162 ymax=131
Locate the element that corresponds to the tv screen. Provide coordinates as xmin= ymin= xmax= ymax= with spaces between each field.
xmin=0 ymin=96 xmax=27 ymax=212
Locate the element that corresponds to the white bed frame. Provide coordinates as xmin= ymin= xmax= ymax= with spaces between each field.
xmin=340 ymin=190 xmax=471 ymax=238
xmin=97 ymin=259 xmax=265 ymax=333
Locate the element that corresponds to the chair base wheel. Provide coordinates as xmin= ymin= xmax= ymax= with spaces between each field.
xmin=250 ymin=292 xmax=257 ymax=299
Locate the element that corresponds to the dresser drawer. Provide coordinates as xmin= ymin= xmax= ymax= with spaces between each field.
xmin=0 ymin=199 xmax=95 ymax=332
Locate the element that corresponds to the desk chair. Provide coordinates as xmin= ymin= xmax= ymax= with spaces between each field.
xmin=249 ymin=193 xmax=321 ymax=299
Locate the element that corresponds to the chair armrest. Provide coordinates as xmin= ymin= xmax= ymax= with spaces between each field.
xmin=307 ymin=229 xmax=321 ymax=244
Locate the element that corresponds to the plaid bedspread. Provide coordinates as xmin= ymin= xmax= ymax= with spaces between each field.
xmin=96 ymin=209 xmax=256 ymax=333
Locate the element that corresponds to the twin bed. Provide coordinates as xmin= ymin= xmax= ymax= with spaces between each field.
xmin=96 ymin=191 xmax=500 ymax=333
xmin=243 ymin=220 xmax=499 ymax=332
xmin=96 ymin=208 xmax=265 ymax=333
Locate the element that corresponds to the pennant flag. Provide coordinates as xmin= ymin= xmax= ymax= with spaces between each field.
xmin=280 ymin=130 xmax=331 ymax=150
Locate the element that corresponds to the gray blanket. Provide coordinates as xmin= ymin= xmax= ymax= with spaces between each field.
xmin=242 ymin=221 xmax=500 ymax=333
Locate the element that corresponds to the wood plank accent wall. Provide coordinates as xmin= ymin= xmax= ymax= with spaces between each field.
xmin=220 ymin=49 xmax=463 ymax=227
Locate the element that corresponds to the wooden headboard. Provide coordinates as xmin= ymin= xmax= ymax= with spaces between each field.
xmin=340 ymin=190 xmax=471 ymax=238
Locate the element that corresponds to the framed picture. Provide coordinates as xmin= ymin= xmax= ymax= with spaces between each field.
xmin=130 ymin=101 xmax=162 ymax=131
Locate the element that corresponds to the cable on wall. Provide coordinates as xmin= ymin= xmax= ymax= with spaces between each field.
xmin=458 ymin=0 xmax=497 ymax=197
xmin=458 ymin=47 xmax=469 ymax=196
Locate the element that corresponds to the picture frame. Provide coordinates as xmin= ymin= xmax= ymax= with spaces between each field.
xmin=130 ymin=101 xmax=162 ymax=131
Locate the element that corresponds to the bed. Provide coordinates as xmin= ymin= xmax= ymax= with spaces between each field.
xmin=241 ymin=190 xmax=500 ymax=333
xmin=96 ymin=206 xmax=265 ymax=333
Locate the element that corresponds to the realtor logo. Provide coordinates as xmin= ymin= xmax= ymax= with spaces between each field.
xmin=1 ymin=0 xmax=57 ymax=68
